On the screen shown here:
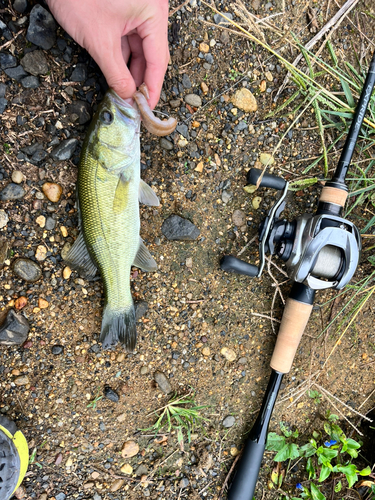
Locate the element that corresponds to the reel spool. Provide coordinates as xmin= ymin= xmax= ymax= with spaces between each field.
xmin=0 ymin=416 xmax=29 ymax=500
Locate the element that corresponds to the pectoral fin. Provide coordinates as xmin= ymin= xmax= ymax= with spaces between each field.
xmin=113 ymin=176 xmax=130 ymax=214
xmin=133 ymin=238 xmax=157 ymax=272
xmin=139 ymin=179 xmax=159 ymax=206
xmin=64 ymin=232 xmax=97 ymax=279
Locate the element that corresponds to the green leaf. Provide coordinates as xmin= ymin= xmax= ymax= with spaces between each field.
xmin=319 ymin=464 xmax=332 ymax=482
xmin=306 ymin=457 xmax=316 ymax=479
xmin=345 ymin=438 xmax=361 ymax=450
xmin=274 ymin=443 xmax=300 ymax=462
xmin=358 ymin=466 xmax=372 ymax=476
xmin=266 ymin=432 xmax=286 ymax=451
xmin=340 ymin=78 xmax=355 ymax=108
xmin=310 ymin=483 xmax=326 ymax=500
xmin=334 ymin=480 xmax=342 ymax=493
xmin=317 ymin=448 xmax=338 ymax=466
xmin=300 ymin=442 xmax=317 ymax=458
xmin=280 ymin=421 xmax=294 ymax=438
xmin=337 ymin=464 xmax=358 ymax=488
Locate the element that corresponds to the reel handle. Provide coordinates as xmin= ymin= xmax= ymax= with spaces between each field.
xmin=247 ymin=168 xmax=286 ymax=190
xmin=220 ymin=255 xmax=259 ymax=277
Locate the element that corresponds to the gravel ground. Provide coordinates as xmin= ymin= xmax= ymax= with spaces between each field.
xmin=1 ymin=1 xmax=375 ymax=499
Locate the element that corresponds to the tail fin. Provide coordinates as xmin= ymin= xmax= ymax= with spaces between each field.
xmin=100 ymin=305 xmax=137 ymax=351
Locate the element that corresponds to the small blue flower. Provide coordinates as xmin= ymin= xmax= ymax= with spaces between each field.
xmin=324 ymin=439 xmax=337 ymax=447
xmin=296 ymin=483 xmax=303 ymax=490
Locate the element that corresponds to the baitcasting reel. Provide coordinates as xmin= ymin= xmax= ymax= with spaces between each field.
xmin=0 ymin=416 xmax=29 ymax=500
xmin=220 ymin=167 xmax=361 ymax=291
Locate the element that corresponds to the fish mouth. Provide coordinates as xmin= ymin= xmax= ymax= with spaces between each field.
xmin=107 ymin=89 xmax=140 ymax=122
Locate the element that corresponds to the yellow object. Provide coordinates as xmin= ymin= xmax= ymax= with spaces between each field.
xmin=0 ymin=419 xmax=29 ymax=496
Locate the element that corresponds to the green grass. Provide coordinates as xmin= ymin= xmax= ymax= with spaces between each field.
xmin=141 ymin=391 xmax=209 ymax=446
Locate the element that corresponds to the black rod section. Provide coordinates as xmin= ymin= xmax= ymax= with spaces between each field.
xmin=328 ymin=51 xmax=375 ymax=188
xmin=227 ymin=370 xmax=284 ymax=500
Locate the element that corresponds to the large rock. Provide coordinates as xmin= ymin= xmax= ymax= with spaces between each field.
xmin=26 ymin=4 xmax=56 ymax=50
xmin=67 ymin=101 xmax=92 ymax=125
xmin=21 ymin=50 xmax=49 ymax=76
xmin=0 ymin=309 xmax=29 ymax=345
xmin=0 ymin=183 xmax=25 ymax=201
xmin=161 ymin=215 xmax=200 ymax=241
xmin=4 ymin=66 xmax=28 ymax=82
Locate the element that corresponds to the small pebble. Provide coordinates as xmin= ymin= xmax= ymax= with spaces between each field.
xmin=51 ymin=345 xmax=64 ymax=355
xmin=63 ymin=266 xmax=72 ymax=280
xmin=154 ymin=370 xmax=172 ymax=394
xmin=121 ymin=463 xmax=133 ymax=474
xmin=36 ymin=215 xmax=46 ymax=228
xmin=42 ymin=182 xmax=63 ymax=202
xmin=222 ymin=415 xmax=236 ymax=428
xmin=121 ymin=440 xmax=139 ymax=458
xmin=232 ymin=209 xmax=246 ymax=227
xmin=185 ymin=94 xmax=202 ymax=107
xmin=231 ymin=88 xmax=257 ymax=112
xmin=110 ymin=479 xmax=125 ymax=492
xmin=35 ymin=245 xmax=47 ymax=261
xmin=13 ymin=258 xmax=42 ymax=282
xmin=104 ymin=386 xmax=119 ymax=402
xmin=252 ymin=196 xmax=262 ymax=209
xmin=0 ymin=210 xmax=9 ymax=228
xmin=221 ymin=347 xmax=236 ymax=362
xmin=179 ymin=478 xmax=190 ymax=489
xmin=11 ymin=170 xmax=24 ymax=184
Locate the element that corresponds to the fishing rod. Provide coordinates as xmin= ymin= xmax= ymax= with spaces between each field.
xmin=220 ymin=51 xmax=375 ymax=500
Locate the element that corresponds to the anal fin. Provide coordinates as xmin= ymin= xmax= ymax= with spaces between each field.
xmin=139 ymin=179 xmax=159 ymax=206
xmin=133 ymin=238 xmax=157 ymax=272
xmin=64 ymin=232 xmax=97 ymax=280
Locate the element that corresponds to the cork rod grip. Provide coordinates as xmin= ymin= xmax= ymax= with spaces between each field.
xmin=319 ymin=186 xmax=348 ymax=207
xmin=270 ymin=298 xmax=313 ymax=374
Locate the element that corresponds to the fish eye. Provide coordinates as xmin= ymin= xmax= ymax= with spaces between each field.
xmin=100 ymin=110 xmax=114 ymax=124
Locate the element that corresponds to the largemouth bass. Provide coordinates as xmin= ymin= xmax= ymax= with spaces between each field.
xmin=65 ymin=90 xmax=162 ymax=351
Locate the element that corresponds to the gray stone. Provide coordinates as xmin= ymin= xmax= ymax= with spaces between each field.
xmin=0 ymin=53 xmax=17 ymax=70
xmin=21 ymin=76 xmax=40 ymax=89
xmin=205 ymin=54 xmax=214 ymax=65
xmin=213 ymin=12 xmax=233 ymax=24
xmin=0 ymin=210 xmax=8 ymax=228
xmin=51 ymin=138 xmax=78 ymax=161
xmin=160 ymin=138 xmax=173 ymax=151
xmin=21 ymin=50 xmax=49 ymax=76
xmin=27 ymin=5 xmax=57 ymax=50
xmin=176 ymin=123 xmax=189 ymax=138
xmin=134 ymin=465 xmax=148 ymax=476
xmin=0 ymin=309 xmax=29 ymax=346
xmin=0 ymin=84 xmax=6 ymax=98
xmin=4 ymin=66 xmax=28 ymax=82
xmin=51 ymin=345 xmax=63 ymax=355
xmin=13 ymin=258 xmax=42 ymax=282
xmin=31 ymin=149 xmax=47 ymax=164
xmin=0 ymin=183 xmax=25 ymax=201
xmin=67 ymin=100 xmax=92 ymax=125
xmin=135 ymin=301 xmax=148 ymax=321
xmin=0 ymin=98 xmax=7 ymax=115
xmin=13 ymin=0 xmax=27 ymax=13
xmin=45 ymin=217 xmax=56 ymax=230
xmin=185 ymin=94 xmax=202 ymax=107
xmin=154 ymin=371 xmax=172 ymax=394
xmin=70 ymin=63 xmax=87 ymax=82
xmin=182 ymin=73 xmax=191 ymax=89
xmin=222 ymin=415 xmax=235 ymax=428
xmin=161 ymin=215 xmax=200 ymax=241
xmin=0 ymin=20 xmax=12 ymax=41
xmin=103 ymin=386 xmax=119 ymax=402
xmin=222 ymin=190 xmax=233 ymax=204
xmin=169 ymin=99 xmax=181 ymax=108
xmin=179 ymin=478 xmax=189 ymax=489
xmin=55 ymin=494 xmax=66 ymax=500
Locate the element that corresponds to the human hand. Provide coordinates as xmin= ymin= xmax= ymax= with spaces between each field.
xmin=46 ymin=0 xmax=170 ymax=109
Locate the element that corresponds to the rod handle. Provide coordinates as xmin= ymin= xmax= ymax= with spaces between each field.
xmin=319 ymin=186 xmax=348 ymax=208
xmin=270 ymin=297 xmax=313 ymax=373
xmin=227 ymin=438 xmax=266 ymax=500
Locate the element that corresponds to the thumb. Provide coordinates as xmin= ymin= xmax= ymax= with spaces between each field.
xmin=95 ymin=40 xmax=137 ymax=100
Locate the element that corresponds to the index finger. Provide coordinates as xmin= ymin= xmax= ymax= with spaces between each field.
xmin=141 ymin=32 xmax=170 ymax=109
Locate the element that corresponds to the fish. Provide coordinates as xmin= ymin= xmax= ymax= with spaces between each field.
xmin=65 ymin=87 xmax=176 ymax=351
